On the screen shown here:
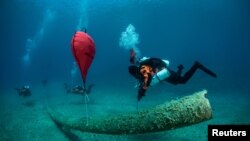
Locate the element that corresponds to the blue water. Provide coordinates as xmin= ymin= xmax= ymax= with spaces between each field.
xmin=0 ymin=0 xmax=250 ymax=140
xmin=1 ymin=0 xmax=249 ymax=89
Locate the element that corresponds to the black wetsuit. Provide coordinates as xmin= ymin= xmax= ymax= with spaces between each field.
xmin=130 ymin=58 xmax=216 ymax=85
xmin=16 ymin=87 xmax=31 ymax=97
xmin=166 ymin=61 xmax=217 ymax=85
xmin=129 ymin=57 xmax=217 ymax=101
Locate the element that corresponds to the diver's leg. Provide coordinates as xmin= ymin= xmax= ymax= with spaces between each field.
xmin=164 ymin=69 xmax=182 ymax=85
xmin=180 ymin=61 xmax=216 ymax=84
xmin=179 ymin=62 xmax=202 ymax=84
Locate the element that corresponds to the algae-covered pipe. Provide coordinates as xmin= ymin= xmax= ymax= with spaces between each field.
xmin=47 ymin=90 xmax=212 ymax=135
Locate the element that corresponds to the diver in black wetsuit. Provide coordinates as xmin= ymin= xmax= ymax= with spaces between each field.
xmin=128 ymin=55 xmax=217 ymax=101
xmin=165 ymin=61 xmax=217 ymax=85
xmin=15 ymin=85 xmax=32 ymax=97
xmin=64 ymin=83 xmax=95 ymax=95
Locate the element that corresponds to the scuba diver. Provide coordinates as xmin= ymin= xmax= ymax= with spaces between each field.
xmin=64 ymin=83 xmax=95 ymax=95
xmin=128 ymin=49 xmax=217 ymax=101
xmin=15 ymin=85 xmax=32 ymax=97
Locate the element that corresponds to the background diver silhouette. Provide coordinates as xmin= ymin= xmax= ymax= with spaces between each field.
xmin=15 ymin=85 xmax=32 ymax=97
xmin=128 ymin=50 xmax=217 ymax=101
xmin=64 ymin=83 xmax=95 ymax=95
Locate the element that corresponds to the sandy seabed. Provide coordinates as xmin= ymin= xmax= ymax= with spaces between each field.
xmin=0 ymin=82 xmax=249 ymax=141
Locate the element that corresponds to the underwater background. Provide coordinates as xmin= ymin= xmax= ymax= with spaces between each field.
xmin=0 ymin=0 xmax=249 ymax=140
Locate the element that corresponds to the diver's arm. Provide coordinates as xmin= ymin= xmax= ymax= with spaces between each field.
xmin=129 ymin=49 xmax=136 ymax=64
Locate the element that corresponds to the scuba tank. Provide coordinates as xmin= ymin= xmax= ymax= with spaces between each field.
xmin=150 ymin=68 xmax=170 ymax=86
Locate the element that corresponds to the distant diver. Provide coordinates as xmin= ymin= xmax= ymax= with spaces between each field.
xmin=128 ymin=49 xmax=217 ymax=101
xmin=15 ymin=85 xmax=32 ymax=97
xmin=64 ymin=83 xmax=95 ymax=95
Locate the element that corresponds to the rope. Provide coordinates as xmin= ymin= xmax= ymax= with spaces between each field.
xmin=84 ymin=93 xmax=89 ymax=126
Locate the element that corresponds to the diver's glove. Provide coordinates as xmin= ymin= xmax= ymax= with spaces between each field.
xmin=138 ymin=88 xmax=146 ymax=101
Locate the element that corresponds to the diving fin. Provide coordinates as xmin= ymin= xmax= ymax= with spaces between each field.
xmin=196 ymin=62 xmax=217 ymax=78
